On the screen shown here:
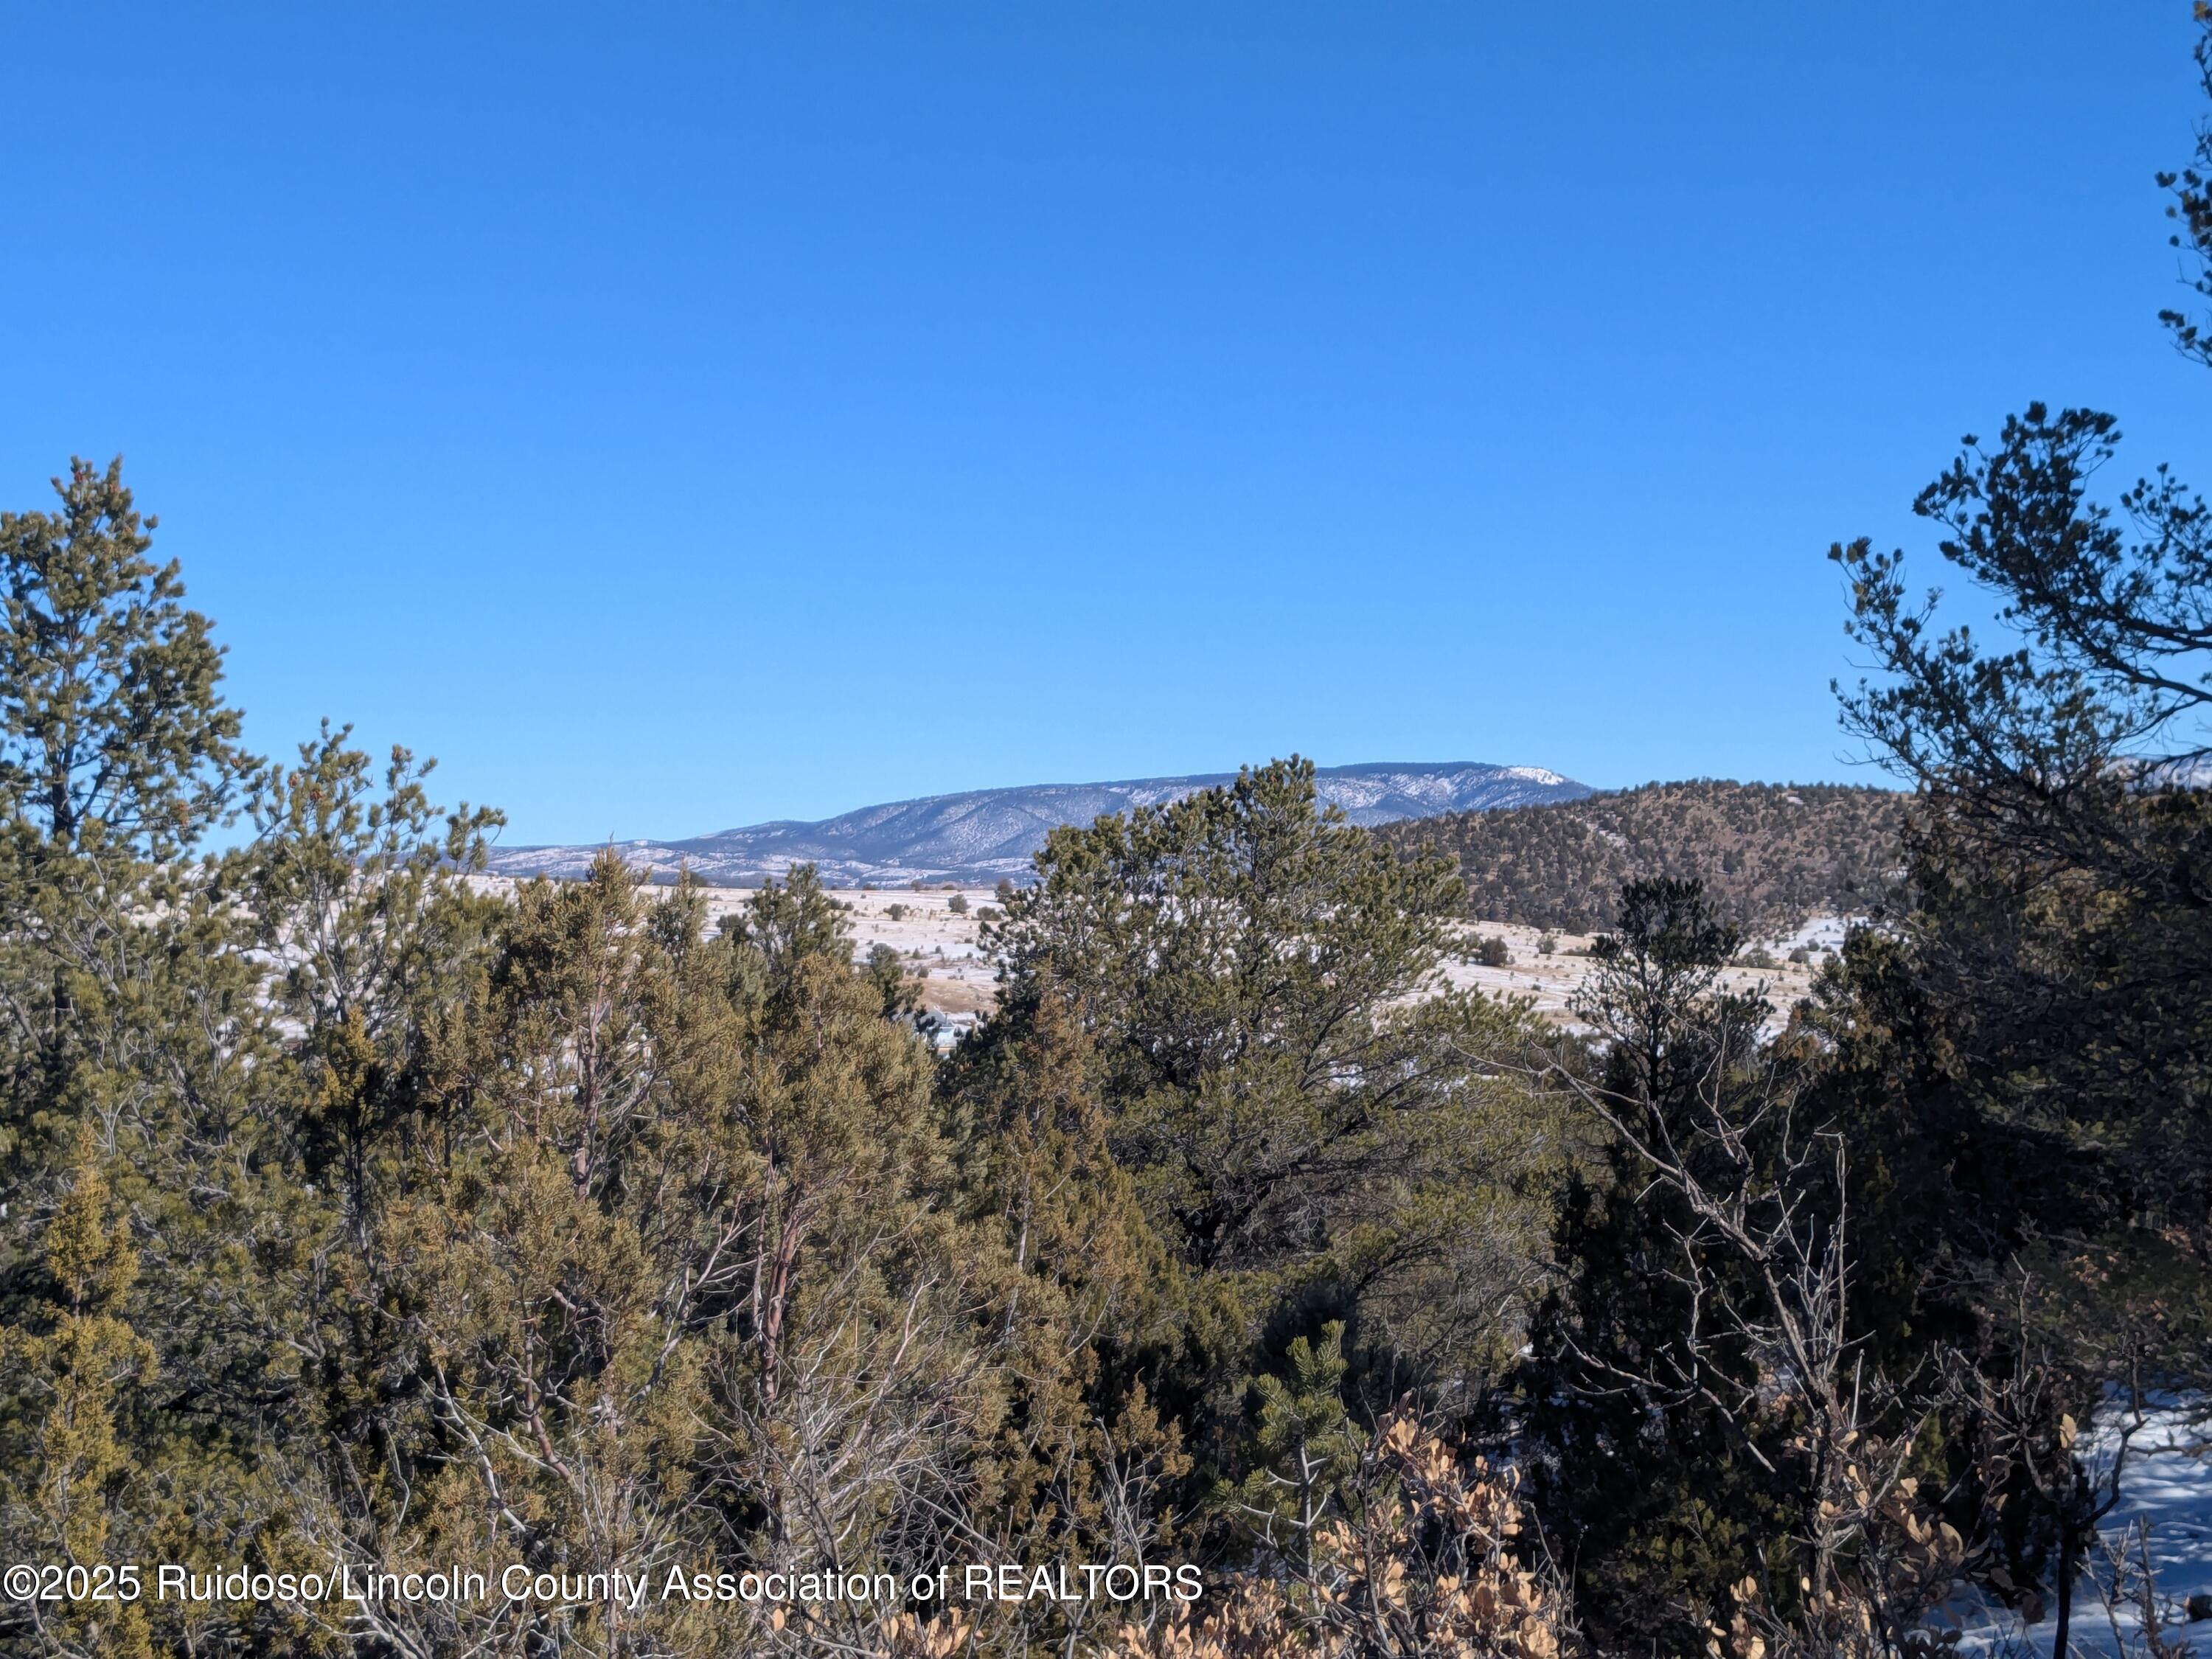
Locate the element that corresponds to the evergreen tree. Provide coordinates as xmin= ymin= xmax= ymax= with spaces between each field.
xmin=1520 ymin=880 xmax=1801 ymax=1655
xmin=942 ymin=980 xmax=1195 ymax=1655
xmin=986 ymin=757 xmax=1565 ymax=1502
xmin=1803 ymin=15 xmax=2212 ymax=1635
xmin=0 ymin=1128 xmax=157 ymax=1657
xmin=0 ymin=457 xmax=258 ymax=1197
xmin=0 ymin=457 xmax=251 ymax=864
xmin=1212 ymin=1321 xmax=1361 ymax=1567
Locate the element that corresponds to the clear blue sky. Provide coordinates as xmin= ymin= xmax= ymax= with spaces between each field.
xmin=2 ymin=4 xmax=2203 ymax=844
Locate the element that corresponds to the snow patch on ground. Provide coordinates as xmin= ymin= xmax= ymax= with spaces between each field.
xmin=1945 ymin=1397 xmax=2212 ymax=1656
xmin=1762 ymin=915 xmax=1858 ymax=955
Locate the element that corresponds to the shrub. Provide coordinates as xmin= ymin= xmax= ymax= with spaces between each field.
xmin=886 ymin=902 xmax=908 ymax=921
xmin=948 ymin=893 xmax=970 ymax=914
xmin=1475 ymin=936 xmax=1511 ymax=968
xmin=1110 ymin=1414 xmax=1565 ymax=1659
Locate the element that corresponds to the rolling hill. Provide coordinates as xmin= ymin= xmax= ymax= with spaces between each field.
xmin=1377 ymin=780 xmax=1910 ymax=935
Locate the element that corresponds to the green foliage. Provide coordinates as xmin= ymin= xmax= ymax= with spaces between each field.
xmin=1790 ymin=21 xmax=2212 ymax=1644
xmin=1819 ymin=5 xmax=2212 ymax=1315
xmin=987 ymin=757 xmax=1568 ymax=1518
xmin=0 ymin=458 xmax=254 ymax=863
xmin=939 ymin=982 xmax=1194 ymax=1652
xmin=865 ymin=940 xmax=922 ymax=1019
xmin=0 ymin=1129 xmax=159 ymax=1655
xmin=1211 ymin=1322 xmax=1362 ymax=1562
xmin=14 ymin=41 xmax=2212 ymax=1638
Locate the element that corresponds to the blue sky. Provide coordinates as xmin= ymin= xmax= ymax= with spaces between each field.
xmin=2 ymin=4 xmax=2203 ymax=844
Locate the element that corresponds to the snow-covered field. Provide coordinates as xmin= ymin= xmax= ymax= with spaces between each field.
xmin=1433 ymin=919 xmax=1832 ymax=1026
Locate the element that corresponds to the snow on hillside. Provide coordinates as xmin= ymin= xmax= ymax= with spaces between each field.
xmin=486 ymin=761 xmax=1592 ymax=887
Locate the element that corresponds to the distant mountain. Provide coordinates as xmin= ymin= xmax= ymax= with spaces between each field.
xmin=1377 ymin=779 xmax=1909 ymax=936
xmin=487 ymin=762 xmax=1594 ymax=888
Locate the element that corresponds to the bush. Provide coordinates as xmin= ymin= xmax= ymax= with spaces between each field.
xmin=1475 ymin=936 xmax=1511 ymax=967
xmin=948 ymin=893 xmax=970 ymax=915
xmin=1112 ymin=1414 xmax=1565 ymax=1659
xmin=886 ymin=902 xmax=908 ymax=921
xmin=1537 ymin=931 xmax=1558 ymax=956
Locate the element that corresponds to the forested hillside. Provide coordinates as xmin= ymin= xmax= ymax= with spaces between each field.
xmin=1380 ymin=779 xmax=1907 ymax=934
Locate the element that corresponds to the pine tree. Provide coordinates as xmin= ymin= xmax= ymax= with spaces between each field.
xmin=0 ymin=455 xmax=262 ymax=1346
xmin=1213 ymin=1321 xmax=1362 ymax=1566
xmin=0 ymin=457 xmax=252 ymax=865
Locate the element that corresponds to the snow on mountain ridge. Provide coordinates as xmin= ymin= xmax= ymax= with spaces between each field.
xmin=489 ymin=762 xmax=1594 ymax=888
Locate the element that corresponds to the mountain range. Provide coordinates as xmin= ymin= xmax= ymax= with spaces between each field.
xmin=486 ymin=761 xmax=1593 ymax=888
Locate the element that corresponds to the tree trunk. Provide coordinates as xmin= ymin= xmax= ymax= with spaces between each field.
xmin=2052 ymin=1527 xmax=2075 ymax=1658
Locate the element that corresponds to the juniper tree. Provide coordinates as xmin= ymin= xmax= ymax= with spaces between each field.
xmin=1520 ymin=880 xmax=1803 ymax=1652
xmin=0 ymin=1129 xmax=157 ymax=1658
xmin=941 ymin=980 xmax=1195 ymax=1655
